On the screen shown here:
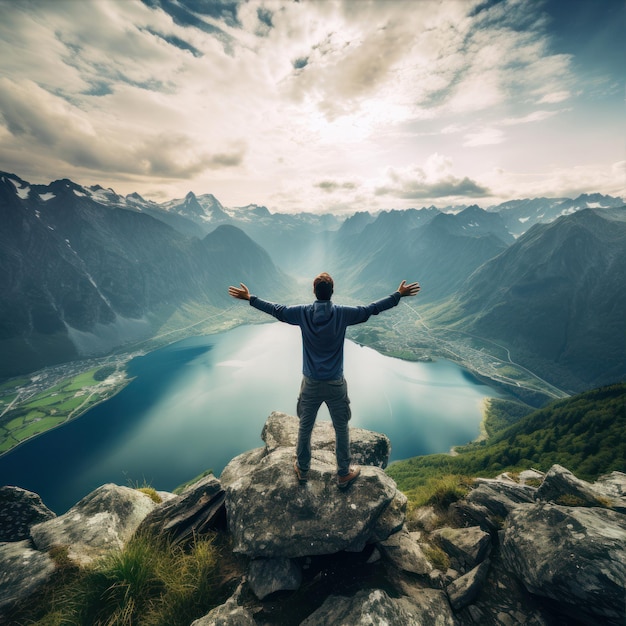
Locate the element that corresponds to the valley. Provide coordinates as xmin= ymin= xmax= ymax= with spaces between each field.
xmin=0 ymin=302 xmax=568 ymax=457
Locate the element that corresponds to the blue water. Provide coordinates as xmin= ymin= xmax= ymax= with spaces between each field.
xmin=0 ymin=323 xmax=498 ymax=513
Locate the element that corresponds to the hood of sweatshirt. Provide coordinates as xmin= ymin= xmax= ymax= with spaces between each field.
xmin=312 ymin=300 xmax=333 ymax=324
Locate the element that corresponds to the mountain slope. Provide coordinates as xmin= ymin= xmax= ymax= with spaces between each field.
xmin=0 ymin=173 xmax=286 ymax=378
xmin=387 ymin=382 xmax=626 ymax=493
xmin=437 ymin=209 xmax=626 ymax=391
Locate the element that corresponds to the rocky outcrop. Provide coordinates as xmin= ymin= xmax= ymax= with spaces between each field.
xmin=502 ymin=502 xmax=626 ymax=625
xmin=222 ymin=412 xmax=401 ymax=559
xmin=1 ymin=413 xmax=624 ymax=626
xmin=30 ymin=483 xmax=157 ymax=566
xmin=136 ymin=473 xmax=225 ymax=544
xmin=0 ymin=486 xmax=56 ymax=542
xmin=0 ymin=540 xmax=56 ymax=614
xmin=299 ymin=588 xmax=456 ymax=626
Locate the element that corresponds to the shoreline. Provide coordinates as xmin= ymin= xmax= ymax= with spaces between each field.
xmin=0 ymin=320 xmax=517 ymax=459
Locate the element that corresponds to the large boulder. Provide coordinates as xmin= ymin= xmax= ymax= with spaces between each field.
xmin=502 ymin=502 xmax=626 ymax=625
xmin=261 ymin=411 xmax=391 ymax=467
xmin=378 ymin=527 xmax=433 ymax=575
xmin=537 ymin=465 xmax=626 ymax=512
xmin=248 ymin=557 xmax=302 ymax=599
xmin=136 ymin=474 xmax=225 ymax=544
xmin=300 ymin=588 xmax=456 ymax=626
xmin=0 ymin=486 xmax=56 ymax=542
xmin=431 ymin=525 xmax=491 ymax=573
xmin=0 ymin=540 xmax=56 ymax=615
xmin=451 ymin=477 xmax=535 ymax=531
xmin=225 ymin=447 xmax=399 ymax=558
xmin=30 ymin=483 xmax=157 ymax=566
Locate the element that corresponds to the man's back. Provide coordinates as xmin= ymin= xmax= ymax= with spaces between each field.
xmin=249 ymin=293 xmax=401 ymax=380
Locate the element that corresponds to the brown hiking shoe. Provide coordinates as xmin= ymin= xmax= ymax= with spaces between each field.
xmin=337 ymin=466 xmax=360 ymax=490
xmin=294 ymin=460 xmax=308 ymax=484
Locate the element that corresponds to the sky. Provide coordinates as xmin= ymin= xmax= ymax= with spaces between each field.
xmin=0 ymin=0 xmax=623 ymax=214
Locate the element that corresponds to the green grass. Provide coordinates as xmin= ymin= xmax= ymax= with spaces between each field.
xmin=18 ymin=532 xmax=234 ymax=626
xmin=12 ymin=416 xmax=67 ymax=441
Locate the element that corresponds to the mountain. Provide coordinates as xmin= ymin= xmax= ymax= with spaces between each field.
xmin=0 ymin=173 xmax=286 ymax=379
xmin=488 ymin=194 xmax=624 ymax=237
xmin=437 ymin=209 xmax=626 ymax=391
xmin=334 ymin=206 xmax=510 ymax=302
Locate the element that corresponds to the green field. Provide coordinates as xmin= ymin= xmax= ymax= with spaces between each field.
xmin=0 ymin=367 xmax=125 ymax=455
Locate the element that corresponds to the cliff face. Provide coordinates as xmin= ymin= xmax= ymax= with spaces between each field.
xmin=1 ymin=414 xmax=625 ymax=625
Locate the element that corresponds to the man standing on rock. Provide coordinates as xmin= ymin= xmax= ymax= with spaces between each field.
xmin=228 ymin=273 xmax=420 ymax=489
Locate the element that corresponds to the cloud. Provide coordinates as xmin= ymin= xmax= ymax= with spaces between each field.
xmin=374 ymin=155 xmax=491 ymax=200
xmin=463 ymin=128 xmax=505 ymax=147
xmin=501 ymin=110 xmax=562 ymax=125
xmin=315 ymin=180 xmax=358 ymax=193
xmin=538 ymin=90 xmax=571 ymax=104
xmin=0 ymin=77 xmax=243 ymax=179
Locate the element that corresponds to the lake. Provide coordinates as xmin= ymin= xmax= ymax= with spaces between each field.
xmin=0 ymin=323 xmax=499 ymax=513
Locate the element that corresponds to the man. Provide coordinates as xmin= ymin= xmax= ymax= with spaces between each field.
xmin=228 ymin=273 xmax=420 ymax=489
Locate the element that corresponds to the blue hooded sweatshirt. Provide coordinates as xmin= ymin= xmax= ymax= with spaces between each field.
xmin=249 ymin=292 xmax=402 ymax=380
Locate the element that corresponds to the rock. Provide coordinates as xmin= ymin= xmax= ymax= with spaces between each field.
xmin=408 ymin=504 xmax=442 ymax=532
xmin=518 ymin=469 xmax=544 ymax=485
xmin=0 ymin=486 xmax=56 ymax=542
xmin=451 ymin=478 xmax=535 ymax=531
xmin=431 ymin=525 xmax=491 ymax=573
xmin=191 ymin=583 xmax=254 ymax=626
xmin=261 ymin=411 xmax=391 ymax=468
xmin=136 ymin=474 xmax=225 ymax=543
xmin=378 ymin=526 xmax=433 ymax=575
xmin=446 ymin=557 xmax=491 ymax=610
xmin=219 ymin=447 xmax=266 ymax=488
xmin=248 ymin=557 xmax=302 ymax=599
xmin=502 ymin=502 xmax=626 ymax=625
xmin=536 ymin=464 xmax=615 ymax=508
xmin=593 ymin=471 xmax=626 ymax=513
xmin=369 ymin=488 xmax=407 ymax=542
xmin=300 ymin=587 xmax=456 ymax=625
xmin=225 ymin=447 xmax=399 ymax=558
xmin=30 ymin=483 xmax=157 ymax=566
xmin=0 ymin=540 xmax=56 ymax=615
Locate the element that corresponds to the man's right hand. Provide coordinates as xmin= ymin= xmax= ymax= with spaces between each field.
xmin=228 ymin=283 xmax=251 ymax=300
xmin=397 ymin=280 xmax=420 ymax=297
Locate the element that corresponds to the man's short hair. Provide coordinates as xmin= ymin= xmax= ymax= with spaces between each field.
xmin=313 ymin=272 xmax=334 ymax=300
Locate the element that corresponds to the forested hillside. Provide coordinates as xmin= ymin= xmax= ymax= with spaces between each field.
xmin=387 ymin=383 xmax=626 ymax=500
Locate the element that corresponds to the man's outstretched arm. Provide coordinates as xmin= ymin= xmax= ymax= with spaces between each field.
xmin=228 ymin=283 xmax=250 ymax=300
xmin=228 ymin=282 xmax=302 ymax=324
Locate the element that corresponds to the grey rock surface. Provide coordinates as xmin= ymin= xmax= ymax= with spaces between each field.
xmin=248 ymin=557 xmax=302 ymax=599
xmin=136 ymin=473 xmax=225 ymax=543
xmin=432 ymin=525 xmax=491 ymax=573
xmin=191 ymin=584 xmax=255 ymax=626
xmin=0 ymin=485 xmax=56 ymax=542
xmin=300 ymin=587 xmax=456 ymax=626
xmin=261 ymin=411 xmax=391 ymax=467
xmin=446 ymin=557 xmax=491 ymax=610
xmin=30 ymin=483 xmax=156 ymax=566
xmin=225 ymin=447 xmax=398 ymax=558
xmin=0 ymin=540 xmax=56 ymax=614
xmin=502 ymin=502 xmax=626 ymax=625
xmin=378 ymin=526 xmax=433 ymax=575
